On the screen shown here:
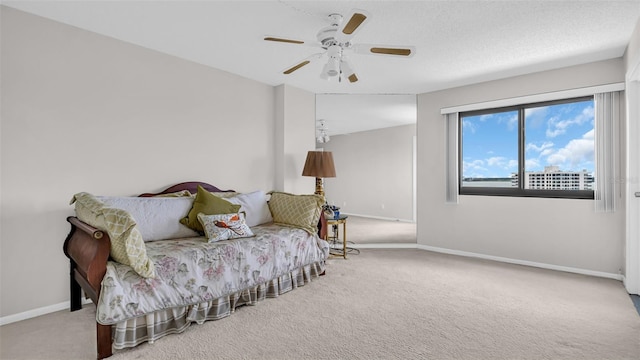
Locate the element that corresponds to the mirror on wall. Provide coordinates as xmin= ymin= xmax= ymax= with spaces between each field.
xmin=315 ymin=94 xmax=417 ymax=228
xmin=315 ymin=94 xmax=416 ymax=143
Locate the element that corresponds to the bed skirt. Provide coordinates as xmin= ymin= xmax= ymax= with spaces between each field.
xmin=112 ymin=261 xmax=324 ymax=349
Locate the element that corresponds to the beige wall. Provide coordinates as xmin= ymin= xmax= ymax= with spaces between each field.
xmin=417 ymin=58 xmax=626 ymax=275
xmin=274 ymin=84 xmax=316 ymax=194
xmin=0 ymin=7 xmax=314 ymax=319
xmin=624 ymin=17 xmax=640 ymax=74
xmin=322 ymin=124 xmax=416 ymax=221
xmin=622 ymin=17 xmax=640 ymax=292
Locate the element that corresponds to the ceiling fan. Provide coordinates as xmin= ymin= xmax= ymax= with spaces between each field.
xmin=264 ymin=9 xmax=415 ymax=83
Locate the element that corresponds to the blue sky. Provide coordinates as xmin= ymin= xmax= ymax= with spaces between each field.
xmin=462 ymin=99 xmax=594 ymax=179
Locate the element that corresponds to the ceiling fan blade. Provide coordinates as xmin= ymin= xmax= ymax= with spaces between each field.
xmin=353 ymin=44 xmax=415 ymax=57
xmin=282 ymin=53 xmax=324 ymax=75
xmin=283 ymin=61 xmax=310 ymax=74
xmin=340 ymin=57 xmax=358 ymax=83
xmin=264 ymin=36 xmax=305 ymax=45
xmin=336 ymin=9 xmax=370 ymax=43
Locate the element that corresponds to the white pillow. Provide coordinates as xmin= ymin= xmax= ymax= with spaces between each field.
xmin=98 ymin=196 xmax=199 ymax=241
xmin=224 ymin=190 xmax=273 ymax=227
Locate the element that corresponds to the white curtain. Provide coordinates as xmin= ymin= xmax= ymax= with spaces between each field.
xmin=445 ymin=113 xmax=459 ymax=204
xmin=594 ymin=91 xmax=621 ymax=213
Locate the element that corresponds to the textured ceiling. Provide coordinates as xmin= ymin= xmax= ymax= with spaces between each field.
xmin=3 ymin=0 xmax=639 ymax=135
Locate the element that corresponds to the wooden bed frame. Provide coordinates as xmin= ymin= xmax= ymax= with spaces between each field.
xmin=63 ymin=182 xmax=326 ymax=359
xmin=64 ymin=182 xmax=233 ymax=359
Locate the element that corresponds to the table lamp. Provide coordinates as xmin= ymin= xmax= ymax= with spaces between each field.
xmin=302 ymin=151 xmax=336 ymax=198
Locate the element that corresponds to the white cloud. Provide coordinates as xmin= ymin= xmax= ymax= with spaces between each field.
xmin=463 ymin=159 xmax=487 ymax=173
xmin=463 ymin=159 xmax=489 ymax=177
xmin=540 ymin=148 xmax=554 ymax=157
xmin=545 ymin=105 xmax=594 ymax=138
xmin=525 ymin=106 xmax=549 ymax=129
xmin=525 ymin=106 xmax=548 ymax=117
xmin=526 ymin=141 xmax=554 ymax=153
xmin=505 ymin=114 xmax=518 ymax=131
xmin=545 ymin=132 xmax=594 ymax=169
xmin=484 ymin=156 xmax=518 ymax=171
xmin=583 ymin=128 xmax=594 ymax=139
xmin=486 ymin=156 xmax=506 ymax=167
xmin=462 ymin=119 xmax=477 ymax=133
xmin=525 ymin=158 xmax=541 ymax=170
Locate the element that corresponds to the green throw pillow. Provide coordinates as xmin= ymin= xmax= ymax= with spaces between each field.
xmin=180 ymin=185 xmax=241 ymax=233
xmin=268 ymin=191 xmax=323 ymax=234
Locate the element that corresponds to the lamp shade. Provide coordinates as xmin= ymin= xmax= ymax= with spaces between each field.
xmin=302 ymin=151 xmax=336 ymax=178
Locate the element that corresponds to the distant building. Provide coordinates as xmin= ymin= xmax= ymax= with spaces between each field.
xmin=511 ymin=166 xmax=594 ymax=190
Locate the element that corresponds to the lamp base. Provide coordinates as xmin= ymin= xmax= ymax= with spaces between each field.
xmin=315 ymin=177 xmax=325 ymax=198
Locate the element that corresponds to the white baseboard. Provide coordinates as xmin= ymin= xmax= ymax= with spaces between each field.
xmin=342 ymin=212 xmax=415 ymax=223
xmin=0 ymin=298 xmax=92 ymax=326
xmin=351 ymin=243 xmax=418 ymax=249
xmin=415 ymin=244 xmax=623 ymax=281
xmin=1 ymin=245 xmax=622 ymax=326
xmin=350 ymin=243 xmax=623 ymax=281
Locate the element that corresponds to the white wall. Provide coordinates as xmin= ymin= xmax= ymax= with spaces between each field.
xmin=0 ymin=7 xmax=314 ymax=319
xmin=622 ymin=17 xmax=640 ymax=293
xmin=417 ymin=58 xmax=626 ymax=275
xmin=274 ymin=84 xmax=316 ymax=194
xmin=323 ymin=124 xmax=416 ymax=221
xmin=624 ymin=18 xmax=640 ymax=72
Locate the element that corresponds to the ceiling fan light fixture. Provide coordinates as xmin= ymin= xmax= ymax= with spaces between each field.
xmin=316 ymin=119 xmax=330 ymax=143
xmin=321 ymin=45 xmax=342 ymax=78
xmin=326 ymin=58 xmax=340 ymax=77
xmin=340 ymin=58 xmax=358 ymax=83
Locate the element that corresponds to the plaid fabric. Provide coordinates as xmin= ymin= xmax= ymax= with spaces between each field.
xmin=267 ymin=192 xmax=323 ymax=234
xmin=111 ymin=261 xmax=324 ymax=349
xmin=71 ymin=192 xmax=155 ymax=278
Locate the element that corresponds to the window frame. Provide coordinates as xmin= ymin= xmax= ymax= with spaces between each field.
xmin=458 ymin=96 xmax=595 ymax=200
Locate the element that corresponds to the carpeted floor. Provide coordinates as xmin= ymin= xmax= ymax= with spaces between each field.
xmin=1 ymin=249 xmax=638 ymax=360
xmin=340 ymin=215 xmax=416 ymax=244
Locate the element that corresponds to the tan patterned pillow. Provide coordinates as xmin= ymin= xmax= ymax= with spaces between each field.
xmin=267 ymin=191 xmax=323 ymax=234
xmin=71 ymin=192 xmax=155 ymax=278
xmin=210 ymin=191 xmax=239 ymax=198
xmin=154 ymin=190 xmax=193 ymax=197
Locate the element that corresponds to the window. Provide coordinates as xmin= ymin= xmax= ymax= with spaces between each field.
xmin=460 ymin=96 xmax=594 ymax=199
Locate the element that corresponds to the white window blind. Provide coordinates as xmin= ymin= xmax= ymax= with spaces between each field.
xmin=594 ymin=91 xmax=622 ymax=213
xmin=445 ymin=112 xmax=459 ymax=204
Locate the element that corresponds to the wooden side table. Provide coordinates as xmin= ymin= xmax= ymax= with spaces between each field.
xmin=325 ymin=215 xmax=348 ymax=259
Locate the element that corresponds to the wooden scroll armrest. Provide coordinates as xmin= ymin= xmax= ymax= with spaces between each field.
xmin=68 ymin=216 xmax=106 ymax=240
xmin=63 ymin=216 xmax=111 ymax=305
xmin=319 ymin=215 xmax=328 ymax=240
xmin=63 ymin=217 xmax=113 ymax=359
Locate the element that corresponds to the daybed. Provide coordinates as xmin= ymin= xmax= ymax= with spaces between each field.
xmin=63 ymin=181 xmax=330 ymax=359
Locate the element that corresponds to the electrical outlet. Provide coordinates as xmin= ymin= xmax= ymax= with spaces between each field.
xmin=381 ymin=203 xmax=385 ymax=209
xmin=343 ymin=201 xmax=347 ymax=207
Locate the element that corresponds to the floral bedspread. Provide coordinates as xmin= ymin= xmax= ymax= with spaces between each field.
xmin=96 ymin=223 xmax=329 ymax=325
